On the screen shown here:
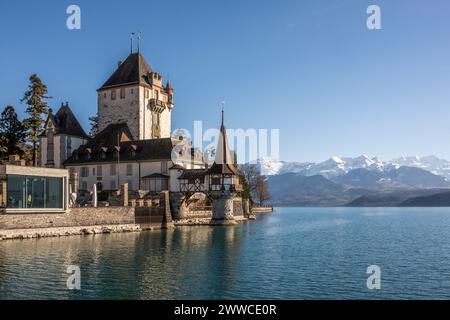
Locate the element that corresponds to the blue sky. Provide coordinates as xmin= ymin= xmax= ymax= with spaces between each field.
xmin=1 ymin=0 xmax=450 ymax=162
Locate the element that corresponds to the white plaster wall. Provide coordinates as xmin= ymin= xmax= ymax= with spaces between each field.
xmin=40 ymin=137 xmax=47 ymax=167
xmin=140 ymin=86 xmax=172 ymax=140
xmin=159 ymin=108 xmax=172 ymax=138
xmin=66 ymin=160 xmax=171 ymax=192
xmin=54 ymin=135 xmax=61 ymax=168
xmin=169 ymin=169 xmax=182 ymax=192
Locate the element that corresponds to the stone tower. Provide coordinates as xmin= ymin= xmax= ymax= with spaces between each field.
xmin=97 ymin=52 xmax=174 ymax=140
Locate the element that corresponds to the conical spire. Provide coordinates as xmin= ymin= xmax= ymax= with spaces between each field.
xmin=214 ymin=110 xmax=233 ymax=165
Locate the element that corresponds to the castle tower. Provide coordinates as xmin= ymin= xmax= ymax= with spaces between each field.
xmin=97 ymin=52 xmax=174 ymax=140
xmin=40 ymin=103 xmax=89 ymax=168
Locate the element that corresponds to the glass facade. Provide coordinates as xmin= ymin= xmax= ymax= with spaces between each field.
xmin=6 ymin=175 xmax=63 ymax=209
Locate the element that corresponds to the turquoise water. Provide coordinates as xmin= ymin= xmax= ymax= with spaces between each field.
xmin=2 ymin=207 xmax=450 ymax=300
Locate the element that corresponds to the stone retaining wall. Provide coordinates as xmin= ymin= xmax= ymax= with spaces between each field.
xmin=0 ymin=207 xmax=135 ymax=230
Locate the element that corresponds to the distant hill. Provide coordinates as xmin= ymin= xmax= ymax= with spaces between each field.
xmin=345 ymin=189 xmax=450 ymax=207
xmin=346 ymin=195 xmax=404 ymax=207
xmin=268 ymin=166 xmax=450 ymax=207
xmin=268 ymin=173 xmax=360 ymax=206
xmin=399 ymin=191 xmax=450 ymax=207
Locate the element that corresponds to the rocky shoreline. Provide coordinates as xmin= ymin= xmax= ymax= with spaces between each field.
xmin=0 ymin=224 xmax=144 ymax=241
xmin=0 ymin=217 xmax=258 ymax=241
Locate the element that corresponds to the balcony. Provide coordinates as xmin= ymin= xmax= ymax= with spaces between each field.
xmin=148 ymin=99 xmax=167 ymax=112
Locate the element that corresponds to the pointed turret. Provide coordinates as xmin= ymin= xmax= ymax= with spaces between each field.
xmin=207 ymin=111 xmax=239 ymax=175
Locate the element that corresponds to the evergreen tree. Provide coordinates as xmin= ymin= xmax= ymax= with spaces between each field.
xmin=238 ymin=173 xmax=253 ymax=205
xmin=0 ymin=105 xmax=26 ymax=159
xmin=88 ymin=113 xmax=99 ymax=137
xmin=21 ymin=74 xmax=51 ymax=166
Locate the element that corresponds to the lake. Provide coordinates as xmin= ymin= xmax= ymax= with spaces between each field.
xmin=1 ymin=207 xmax=450 ymax=300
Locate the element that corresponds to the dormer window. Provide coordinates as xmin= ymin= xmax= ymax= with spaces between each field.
xmin=84 ymin=148 xmax=92 ymax=160
xmin=112 ymin=146 xmax=120 ymax=159
xmin=100 ymin=147 xmax=108 ymax=159
xmin=129 ymin=145 xmax=138 ymax=157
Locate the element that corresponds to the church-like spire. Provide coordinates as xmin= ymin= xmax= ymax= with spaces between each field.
xmin=207 ymin=110 xmax=239 ymax=175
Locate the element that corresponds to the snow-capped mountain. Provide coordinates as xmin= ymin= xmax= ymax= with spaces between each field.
xmin=390 ymin=156 xmax=450 ymax=179
xmin=258 ymin=155 xmax=450 ymax=179
xmin=257 ymin=157 xmax=313 ymax=176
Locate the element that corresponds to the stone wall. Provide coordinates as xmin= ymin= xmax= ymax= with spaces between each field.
xmin=0 ymin=207 xmax=135 ymax=230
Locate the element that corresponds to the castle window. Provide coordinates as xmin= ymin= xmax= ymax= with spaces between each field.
xmin=145 ymin=89 xmax=149 ymax=99
xmin=155 ymin=90 xmax=159 ymax=100
xmin=126 ymin=164 xmax=133 ymax=176
xmin=161 ymin=162 xmax=168 ymax=174
xmin=80 ymin=167 xmax=89 ymax=177
xmin=111 ymin=90 xmax=116 ymax=100
xmin=131 ymin=88 xmax=134 ymax=94
xmin=110 ymin=164 xmax=116 ymax=176
xmin=103 ymin=93 xmax=107 ymax=98
xmin=97 ymin=165 xmax=103 ymax=177
xmin=120 ymin=88 xmax=125 ymax=99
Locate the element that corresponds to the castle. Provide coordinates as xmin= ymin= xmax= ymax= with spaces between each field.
xmin=38 ymin=46 xmax=245 ymax=222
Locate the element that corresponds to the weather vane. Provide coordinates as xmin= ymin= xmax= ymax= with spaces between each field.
xmin=130 ymin=32 xmax=135 ymax=53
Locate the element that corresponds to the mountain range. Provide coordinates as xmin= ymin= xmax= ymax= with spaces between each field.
xmin=259 ymin=155 xmax=450 ymax=207
xmin=259 ymin=155 xmax=450 ymax=179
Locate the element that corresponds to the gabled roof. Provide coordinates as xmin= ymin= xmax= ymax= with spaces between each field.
xmin=98 ymin=53 xmax=153 ymax=90
xmin=44 ymin=103 xmax=89 ymax=139
xmin=87 ymin=122 xmax=134 ymax=146
xmin=178 ymin=169 xmax=207 ymax=180
xmin=64 ymin=123 xmax=175 ymax=165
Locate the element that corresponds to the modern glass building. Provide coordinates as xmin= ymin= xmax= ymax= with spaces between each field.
xmin=0 ymin=165 xmax=69 ymax=214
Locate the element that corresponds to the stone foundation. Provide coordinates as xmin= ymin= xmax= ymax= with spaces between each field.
xmin=0 ymin=224 xmax=142 ymax=241
xmin=211 ymin=193 xmax=237 ymax=225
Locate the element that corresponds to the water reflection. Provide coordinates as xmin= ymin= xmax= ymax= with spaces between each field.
xmin=2 ymin=208 xmax=450 ymax=299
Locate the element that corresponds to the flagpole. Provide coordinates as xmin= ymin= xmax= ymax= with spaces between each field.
xmin=117 ymin=133 xmax=120 ymax=190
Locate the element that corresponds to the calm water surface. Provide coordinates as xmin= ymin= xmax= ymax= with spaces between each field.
xmin=2 ymin=207 xmax=450 ymax=300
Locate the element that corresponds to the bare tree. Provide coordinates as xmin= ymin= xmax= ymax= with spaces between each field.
xmin=254 ymin=175 xmax=271 ymax=206
xmin=239 ymin=164 xmax=259 ymax=194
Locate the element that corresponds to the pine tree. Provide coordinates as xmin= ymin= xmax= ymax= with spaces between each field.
xmin=0 ymin=105 xmax=26 ymax=159
xmin=21 ymin=74 xmax=51 ymax=166
xmin=88 ymin=113 xmax=99 ymax=137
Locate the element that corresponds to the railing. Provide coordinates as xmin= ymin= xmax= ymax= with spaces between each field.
xmin=148 ymin=99 xmax=167 ymax=111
